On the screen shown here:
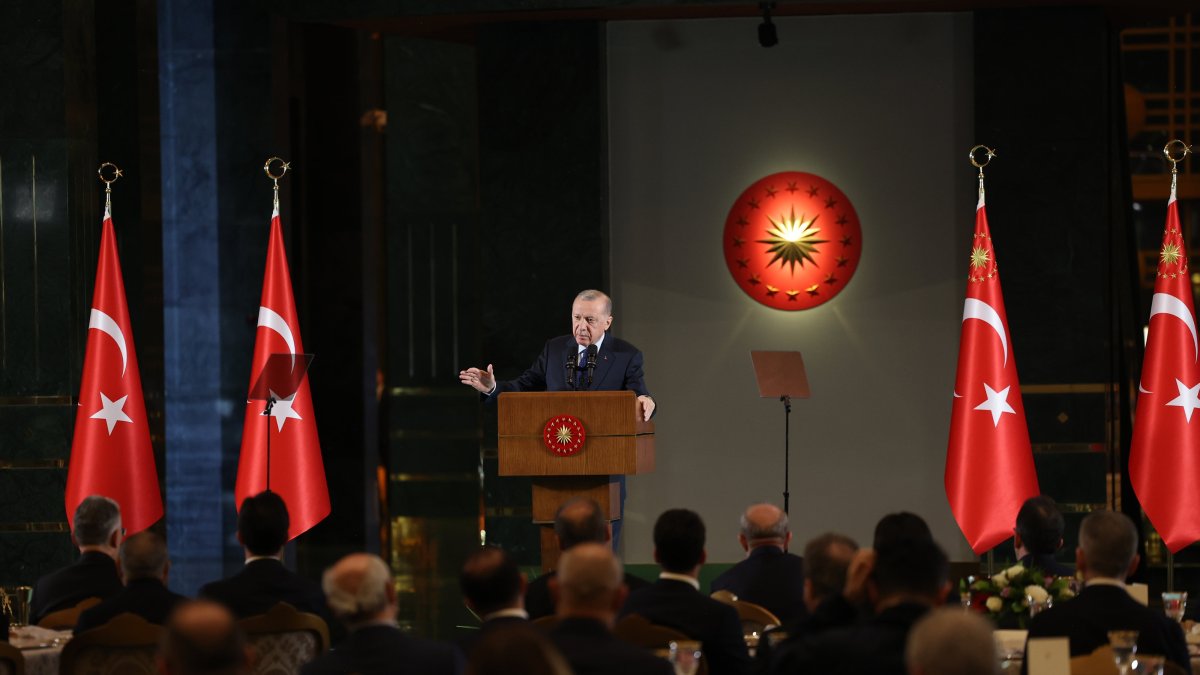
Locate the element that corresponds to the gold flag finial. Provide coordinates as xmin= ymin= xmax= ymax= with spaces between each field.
xmin=968 ymin=145 xmax=996 ymax=199
xmin=1164 ymin=140 xmax=1192 ymax=199
xmin=263 ymin=157 xmax=291 ymax=211
xmin=97 ymin=162 xmax=123 ymax=212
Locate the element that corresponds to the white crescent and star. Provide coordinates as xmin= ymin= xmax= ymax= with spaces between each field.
xmin=89 ymin=309 xmax=128 ymax=376
xmin=1138 ymin=293 xmax=1198 ymax=396
xmin=268 ymin=388 xmax=303 ymax=431
xmin=961 ymin=298 xmax=1008 ymax=367
xmin=974 ymin=383 xmax=1016 ymax=427
xmin=90 ymin=392 xmax=133 ymax=434
xmin=257 ymin=306 xmax=297 ymax=370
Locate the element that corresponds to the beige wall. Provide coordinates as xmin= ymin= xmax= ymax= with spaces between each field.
xmin=607 ymin=13 xmax=980 ymax=564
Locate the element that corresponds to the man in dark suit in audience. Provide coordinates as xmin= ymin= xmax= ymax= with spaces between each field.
xmin=710 ymin=503 xmax=806 ymax=625
xmin=74 ymin=531 xmax=187 ymax=634
xmin=1013 ymin=495 xmax=1072 ymax=576
xmin=199 ymin=491 xmax=330 ymax=622
xmin=526 ymin=497 xmax=650 ymax=620
xmin=548 ymin=542 xmax=672 ymax=675
xmin=905 ymin=607 xmax=997 ymax=675
xmin=1024 ymin=510 xmax=1190 ymax=673
xmin=457 ymin=545 xmax=528 ymax=654
xmin=301 ymin=553 xmax=464 ymax=675
xmin=769 ymin=537 xmax=951 ymax=675
xmin=620 ymin=508 xmax=751 ymax=675
xmin=30 ymin=495 xmax=124 ymax=624
xmin=158 ymin=600 xmax=253 ymax=675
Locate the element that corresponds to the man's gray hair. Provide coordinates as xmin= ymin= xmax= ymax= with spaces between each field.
xmin=1079 ymin=510 xmax=1138 ymax=578
xmin=574 ymin=290 xmax=612 ymax=316
xmin=120 ymin=531 xmax=169 ymax=581
xmin=323 ymin=554 xmax=392 ymax=623
xmin=906 ymin=607 xmax=999 ymax=675
xmin=740 ymin=505 xmax=789 ymax=541
xmin=73 ymin=495 xmax=122 ymax=546
xmin=557 ymin=542 xmax=622 ymax=608
xmin=803 ymin=532 xmax=858 ymax=601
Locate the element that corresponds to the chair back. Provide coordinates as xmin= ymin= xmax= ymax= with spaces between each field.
xmin=729 ymin=599 xmax=781 ymax=648
xmin=614 ymin=614 xmax=709 ymax=675
xmin=1069 ymin=644 xmax=1118 ymax=675
xmin=238 ymin=602 xmax=330 ymax=675
xmin=59 ymin=612 xmax=164 ymax=675
xmin=532 ymin=615 xmax=560 ymax=630
xmin=0 ymin=642 xmax=24 ymax=675
xmin=37 ymin=597 xmax=101 ymax=630
xmin=709 ymin=590 xmax=738 ymax=605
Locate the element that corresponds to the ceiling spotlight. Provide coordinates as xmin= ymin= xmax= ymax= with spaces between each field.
xmin=758 ymin=1 xmax=778 ymax=48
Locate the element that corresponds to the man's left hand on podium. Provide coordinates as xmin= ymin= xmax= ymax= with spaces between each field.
xmin=638 ymin=395 xmax=655 ymax=421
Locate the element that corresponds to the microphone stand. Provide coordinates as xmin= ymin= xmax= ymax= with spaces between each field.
xmin=781 ymin=394 xmax=791 ymax=514
xmin=261 ymin=395 xmax=277 ymax=493
xmin=565 ymin=353 xmax=579 ymax=391
xmin=585 ymin=346 xmax=598 ymax=390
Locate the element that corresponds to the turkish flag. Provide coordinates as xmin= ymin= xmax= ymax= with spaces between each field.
xmin=945 ymin=190 xmax=1040 ymax=554
xmin=65 ymin=206 xmax=163 ymax=535
xmin=236 ymin=205 xmax=329 ymax=540
xmin=1130 ymin=193 xmax=1200 ymax=553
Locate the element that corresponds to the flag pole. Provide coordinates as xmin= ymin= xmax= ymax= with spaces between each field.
xmin=971 ymin=144 xmax=998 ymax=581
xmin=97 ymin=162 xmax=123 ymax=210
xmin=260 ymin=157 xmax=291 ymax=494
xmin=1161 ymin=139 xmax=1190 ymax=593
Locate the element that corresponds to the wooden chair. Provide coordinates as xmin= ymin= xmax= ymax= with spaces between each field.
xmin=613 ymin=614 xmax=709 ymax=675
xmin=729 ymin=599 xmax=781 ymax=644
xmin=37 ymin=596 xmax=101 ymax=630
xmin=237 ymin=602 xmax=330 ymax=675
xmin=59 ymin=612 xmax=164 ymax=675
xmin=0 ymin=642 xmax=24 ymax=675
xmin=710 ymin=590 xmax=738 ymax=605
xmin=532 ymin=615 xmax=561 ymax=630
xmin=1068 ymin=645 xmax=1119 ymax=675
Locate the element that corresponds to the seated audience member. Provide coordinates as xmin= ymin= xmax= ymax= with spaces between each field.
xmin=620 ymin=508 xmax=750 ymax=675
xmin=457 ymin=545 xmax=528 ymax=653
xmin=769 ymin=537 xmax=951 ymax=675
xmin=872 ymin=512 xmax=933 ymax=550
xmin=466 ymin=623 xmax=574 ymax=675
xmin=548 ymin=542 xmax=672 ymax=675
xmin=710 ymin=503 xmax=806 ymax=625
xmin=30 ymin=495 xmax=124 ymax=624
xmin=526 ymin=497 xmax=649 ymax=620
xmin=1024 ymin=510 xmax=1190 ymax=673
xmin=158 ymin=600 xmax=254 ymax=675
xmin=905 ymin=608 xmax=998 ymax=675
xmin=199 ymin=491 xmax=330 ymax=621
xmin=301 ymin=553 xmax=464 ymax=675
xmin=1013 ymin=496 xmax=1072 ymax=576
xmin=74 ymin=531 xmax=187 ymax=634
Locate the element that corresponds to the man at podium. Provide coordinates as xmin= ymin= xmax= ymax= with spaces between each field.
xmin=459 ymin=289 xmax=655 ymax=420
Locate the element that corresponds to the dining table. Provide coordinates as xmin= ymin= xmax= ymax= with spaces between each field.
xmin=8 ymin=624 xmax=73 ymax=675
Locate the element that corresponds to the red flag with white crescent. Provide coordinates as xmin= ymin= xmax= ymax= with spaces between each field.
xmin=65 ymin=205 xmax=163 ymax=534
xmin=235 ymin=205 xmax=329 ymax=540
xmin=1130 ymin=191 xmax=1200 ymax=553
xmin=945 ymin=188 xmax=1040 ymax=554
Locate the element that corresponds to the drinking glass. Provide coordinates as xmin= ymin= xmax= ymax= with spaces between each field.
xmin=1108 ymin=630 xmax=1139 ymax=675
xmin=0 ymin=586 xmax=32 ymax=627
xmin=1132 ymin=654 xmax=1165 ymax=675
xmin=1162 ymin=592 xmax=1187 ymax=623
xmin=669 ymin=640 xmax=703 ymax=675
xmin=1027 ymin=594 xmax=1052 ymax=618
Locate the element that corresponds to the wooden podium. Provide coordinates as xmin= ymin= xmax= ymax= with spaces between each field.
xmin=498 ymin=391 xmax=655 ymax=570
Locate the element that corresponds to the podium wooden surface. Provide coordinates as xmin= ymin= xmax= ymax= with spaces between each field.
xmin=498 ymin=391 xmax=655 ymax=569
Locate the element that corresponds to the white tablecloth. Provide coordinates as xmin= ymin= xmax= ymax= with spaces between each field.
xmin=9 ymin=625 xmax=71 ymax=675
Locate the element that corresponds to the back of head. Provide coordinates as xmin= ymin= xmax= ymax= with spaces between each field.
xmin=73 ymin=495 xmax=122 ymax=547
xmin=554 ymin=497 xmax=608 ymax=551
xmin=466 ymin=623 xmax=573 ymax=675
xmin=557 ymin=542 xmax=622 ymax=611
xmin=654 ymin=508 xmax=705 ymax=573
xmin=460 ymin=546 xmax=522 ymax=616
xmin=323 ymin=553 xmax=393 ymax=624
xmin=803 ymin=532 xmax=859 ymax=602
xmin=1078 ymin=510 xmax=1138 ymax=579
xmin=872 ymin=538 xmax=948 ymax=601
xmin=906 ymin=607 xmax=998 ymax=675
xmin=740 ymin=503 xmax=788 ymax=543
xmin=120 ymin=531 xmax=169 ymax=582
xmin=1015 ymin=496 xmax=1065 ymax=556
xmin=873 ymin=512 xmax=933 ymax=550
xmin=160 ymin=600 xmax=251 ymax=675
xmin=237 ymin=491 xmax=289 ymax=556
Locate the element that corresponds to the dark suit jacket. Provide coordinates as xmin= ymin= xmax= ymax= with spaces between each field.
xmin=710 ymin=546 xmax=807 ymax=625
xmin=29 ymin=550 xmax=123 ymax=625
xmin=526 ymin=570 xmax=650 ymax=620
xmin=550 ymin=617 xmax=674 ymax=675
xmin=768 ymin=601 xmax=930 ymax=675
xmin=488 ymin=334 xmax=652 ymax=399
xmin=1025 ymin=584 xmax=1191 ymax=673
xmin=752 ymin=594 xmax=859 ymax=675
xmin=620 ymin=577 xmax=751 ymax=675
xmin=198 ymin=558 xmax=329 ymax=621
xmin=453 ymin=614 xmax=528 ymax=655
xmin=74 ymin=578 xmax=188 ymax=634
xmin=300 ymin=623 xmax=464 ymax=675
xmin=1019 ymin=552 xmax=1074 ymax=578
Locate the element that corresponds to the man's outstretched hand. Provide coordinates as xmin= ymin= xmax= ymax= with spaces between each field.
xmin=459 ymin=364 xmax=496 ymax=394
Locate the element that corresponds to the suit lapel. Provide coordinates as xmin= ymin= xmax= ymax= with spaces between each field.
xmin=590 ymin=335 xmax=616 ymax=389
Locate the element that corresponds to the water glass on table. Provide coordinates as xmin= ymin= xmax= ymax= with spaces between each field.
xmin=1132 ymin=654 xmax=1165 ymax=675
xmin=1108 ymin=630 xmax=1139 ymax=675
xmin=669 ymin=640 xmax=703 ymax=675
xmin=0 ymin=586 xmax=32 ymax=627
xmin=1027 ymin=594 xmax=1052 ymax=619
xmin=1162 ymin=592 xmax=1187 ymax=623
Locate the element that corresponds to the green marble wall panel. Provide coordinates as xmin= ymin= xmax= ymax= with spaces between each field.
xmin=0 ymin=405 xmax=73 ymax=460
xmin=0 ymin=469 xmax=68 ymax=522
xmin=0 ymin=533 xmax=75 ymax=587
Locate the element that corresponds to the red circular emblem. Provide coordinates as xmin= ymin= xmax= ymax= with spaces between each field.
xmin=542 ymin=415 xmax=586 ymax=457
xmin=723 ymin=171 xmax=862 ymax=311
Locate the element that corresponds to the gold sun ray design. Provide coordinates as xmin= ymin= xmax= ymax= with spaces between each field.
xmin=555 ymin=424 xmax=574 ymax=445
xmin=970 ymin=245 xmax=990 ymax=270
xmin=756 ymin=207 xmax=827 ymax=274
xmin=1161 ymin=242 xmax=1182 ymax=267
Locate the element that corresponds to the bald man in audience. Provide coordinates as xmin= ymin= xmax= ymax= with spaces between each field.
xmin=301 ymin=553 xmax=464 ymax=675
xmin=74 ymin=531 xmax=187 ymax=634
xmin=905 ymin=608 xmax=998 ymax=675
xmin=158 ymin=600 xmax=253 ymax=675
xmin=30 ymin=495 xmax=124 ymax=624
xmin=547 ymin=542 xmax=672 ymax=675
xmin=457 ymin=545 xmax=528 ymax=654
xmin=525 ymin=497 xmax=649 ymax=620
xmin=710 ymin=503 xmax=806 ymax=624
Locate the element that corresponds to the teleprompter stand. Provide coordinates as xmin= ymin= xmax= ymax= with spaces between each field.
xmin=247 ymin=352 xmax=314 ymax=493
xmin=750 ymin=351 xmax=810 ymax=514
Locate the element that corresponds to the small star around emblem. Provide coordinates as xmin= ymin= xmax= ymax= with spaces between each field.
xmin=840 ymin=235 xmax=853 ymax=247
xmin=732 ymin=236 xmax=745 ymax=248
xmin=737 ymin=258 xmax=749 ymax=268
xmin=835 ymin=255 xmax=848 ymax=268
xmin=748 ymin=275 xmax=761 ymax=286
xmin=805 ymin=285 xmax=820 ymax=296
xmin=785 ymin=181 xmax=799 ymax=194
xmin=90 ymin=392 xmax=133 ymax=435
xmin=824 ymin=273 xmax=838 ymax=286
xmin=764 ymin=186 xmax=778 ymax=198
xmin=1166 ymin=379 xmax=1200 ymax=422
xmin=736 ymin=216 xmax=749 ymax=227
xmin=786 ymin=290 xmax=800 ymax=301
xmin=747 ymin=198 xmax=760 ymax=210
xmin=974 ymin=383 xmax=1016 ymax=427
xmin=765 ymin=285 xmax=780 ymax=297
xmin=806 ymin=185 xmax=820 ymax=197
xmin=835 ymin=214 xmax=847 ymax=226
xmin=824 ymin=196 xmax=838 ymax=209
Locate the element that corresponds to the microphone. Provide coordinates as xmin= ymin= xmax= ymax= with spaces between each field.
xmin=565 ymin=351 xmax=579 ymax=391
xmin=584 ymin=344 xmax=598 ymax=389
